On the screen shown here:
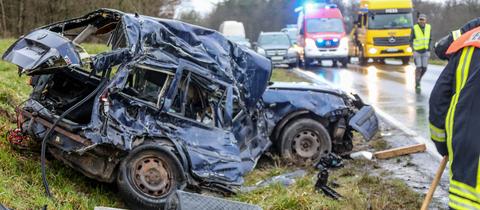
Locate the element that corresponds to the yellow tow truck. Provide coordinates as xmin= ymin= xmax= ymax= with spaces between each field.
xmin=349 ymin=0 xmax=414 ymax=66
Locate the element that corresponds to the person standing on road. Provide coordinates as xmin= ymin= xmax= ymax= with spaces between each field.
xmin=410 ymin=14 xmax=432 ymax=89
xmin=429 ymin=18 xmax=480 ymax=210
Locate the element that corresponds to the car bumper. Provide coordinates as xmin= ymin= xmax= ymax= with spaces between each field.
xmin=305 ymin=47 xmax=348 ymax=59
xmin=348 ymin=106 xmax=378 ymax=141
xmin=365 ymin=45 xmax=413 ymax=58
xmin=266 ymin=56 xmax=298 ymax=64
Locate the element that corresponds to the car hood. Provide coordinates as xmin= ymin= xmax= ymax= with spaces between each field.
xmin=259 ymin=44 xmax=290 ymax=50
xmin=267 ymin=81 xmax=345 ymax=96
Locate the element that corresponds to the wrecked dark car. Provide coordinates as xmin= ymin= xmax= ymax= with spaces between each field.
xmin=3 ymin=9 xmax=378 ymax=209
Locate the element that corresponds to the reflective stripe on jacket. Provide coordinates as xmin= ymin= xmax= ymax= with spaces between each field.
xmin=413 ymin=24 xmax=431 ymax=51
xmin=429 ymin=38 xmax=480 ymax=209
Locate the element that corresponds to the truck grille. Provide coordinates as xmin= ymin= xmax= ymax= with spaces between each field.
xmin=373 ymin=36 xmax=410 ymax=46
xmin=266 ymin=49 xmax=287 ymax=56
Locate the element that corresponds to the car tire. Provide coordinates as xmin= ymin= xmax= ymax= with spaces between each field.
xmin=279 ymin=118 xmax=332 ymax=165
xmin=117 ymin=144 xmax=185 ymax=210
xmin=304 ymin=58 xmax=313 ymax=68
xmin=402 ymin=57 xmax=410 ymax=65
xmin=340 ymin=58 xmax=348 ymax=68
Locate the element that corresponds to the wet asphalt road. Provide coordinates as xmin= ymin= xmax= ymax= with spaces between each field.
xmin=296 ymin=59 xmax=445 ymax=141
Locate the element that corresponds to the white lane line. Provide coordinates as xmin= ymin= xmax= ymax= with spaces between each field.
xmin=292 ymin=68 xmax=443 ymax=161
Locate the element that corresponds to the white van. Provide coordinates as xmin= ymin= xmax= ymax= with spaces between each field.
xmin=219 ymin=21 xmax=246 ymax=37
xmin=219 ymin=21 xmax=251 ymax=48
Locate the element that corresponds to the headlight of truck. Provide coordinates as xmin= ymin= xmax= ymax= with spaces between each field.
xmin=369 ymin=47 xmax=378 ymax=54
xmin=406 ymin=47 xmax=413 ymax=53
xmin=257 ymin=48 xmax=266 ymax=55
xmin=305 ymin=38 xmax=316 ymax=49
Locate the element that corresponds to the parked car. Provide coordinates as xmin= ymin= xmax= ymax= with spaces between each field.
xmin=256 ymin=32 xmax=299 ymax=68
xmin=3 ymin=9 xmax=378 ymax=210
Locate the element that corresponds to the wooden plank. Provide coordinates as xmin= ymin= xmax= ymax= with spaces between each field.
xmin=374 ymin=143 xmax=426 ymax=159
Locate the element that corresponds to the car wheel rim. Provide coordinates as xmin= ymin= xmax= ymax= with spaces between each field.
xmin=132 ymin=155 xmax=172 ymax=198
xmin=291 ymin=130 xmax=322 ymax=160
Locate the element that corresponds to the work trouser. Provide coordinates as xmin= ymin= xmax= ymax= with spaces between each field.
xmin=414 ymin=51 xmax=430 ymax=84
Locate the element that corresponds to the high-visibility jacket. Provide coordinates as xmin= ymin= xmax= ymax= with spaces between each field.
xmin=413 ymin=24 xmax=431 ymax=51
xmin=429 ymin=26 xmax=480 ymax=210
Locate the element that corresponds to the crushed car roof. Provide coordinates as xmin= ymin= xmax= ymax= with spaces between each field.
xmin=9 ymin=8 xmax=272 ymax=108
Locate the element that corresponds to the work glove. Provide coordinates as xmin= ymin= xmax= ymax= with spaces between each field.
xmin=435 ymin=17 xmax=480 ymax=60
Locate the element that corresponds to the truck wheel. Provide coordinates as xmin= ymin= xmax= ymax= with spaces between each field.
xmin=402 ymin=57 xmax=410 ymax=65
xmin=117 ymin=144 xmax=185 ymax=210
xmin=279 ymin=118 xmax=332 ymax=165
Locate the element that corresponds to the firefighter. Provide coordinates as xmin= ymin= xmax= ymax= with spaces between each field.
xmin=410 ymin=14 xmax=432 ymax=89
xmin=430 ymin=18 xmax=480 ymax=209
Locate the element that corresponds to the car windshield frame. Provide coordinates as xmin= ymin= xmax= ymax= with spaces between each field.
xmin=258 ymin=34 xmax=291 ymax=46
xmin=305 ymin=18 xmax=345 ymax=33
xmin=368 ymin=12 xmax=413 ymax=29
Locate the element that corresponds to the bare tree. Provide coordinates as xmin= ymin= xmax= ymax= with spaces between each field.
xmin=0 ymin=0 xmax=181 ymax=37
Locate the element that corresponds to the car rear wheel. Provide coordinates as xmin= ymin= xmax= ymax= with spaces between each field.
xmin=279 ymin=118 xmax=332 ymax=165
xmin=117 ymin=144 xmax=185 ymax=210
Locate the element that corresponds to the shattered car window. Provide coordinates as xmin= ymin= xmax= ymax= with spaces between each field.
xmin=169 ymin=70 xmax=230 ymax=128
xmin=123 ymin=66 xmax=173 ymax=107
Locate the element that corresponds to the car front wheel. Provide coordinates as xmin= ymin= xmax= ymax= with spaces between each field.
xmin=279 ymin=118 xmax=332 ymax=165
xmin=117 ymin=144 xmax=185 ymax=210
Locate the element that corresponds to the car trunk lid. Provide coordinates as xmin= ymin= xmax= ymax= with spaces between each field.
xmin=2 ymin=29 xmax=81 ymax=75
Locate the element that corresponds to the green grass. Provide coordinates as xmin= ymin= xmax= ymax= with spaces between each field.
xmin=270 ymin=69 xmax=309 ymax=83
xmin=235 ymin=157 xmax=422 ymax=210
xmin=0 ymin=39 xmax=122 ymax=209
xmin=0 ymin=39 xmax=421 ymax=209
xmin=429 ymin=59 xmax=447 ymax=66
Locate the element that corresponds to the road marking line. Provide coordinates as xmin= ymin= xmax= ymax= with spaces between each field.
xmin=292 ymin=68 xmax=443 ymax=161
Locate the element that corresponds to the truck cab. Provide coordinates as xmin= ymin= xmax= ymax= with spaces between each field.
xmin=349 ymin=0 xmax=414 ymax=66
xmin=297 ymin=3 xmax=349 ymax=67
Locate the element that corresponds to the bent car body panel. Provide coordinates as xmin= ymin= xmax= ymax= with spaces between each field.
xmin=263 ymin=82 xmax=378 ymax=141
xmin=2 ymin=29 xmax=81 ymax=73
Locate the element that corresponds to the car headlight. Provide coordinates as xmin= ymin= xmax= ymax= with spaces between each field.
xmin=288 ymin=47 xmax=298 ymax=56
xmin=368 ymin=47 xmax=378 ymax=54
xmin=257 ymin=48 xmax=266 ymax=55
xmin=339 ymin=37 xmax=349 ymax=50
xmin=406 ymin=47 xmax=413 ymax=53
xmin=305 ymin=38 xmax=316 ymax=49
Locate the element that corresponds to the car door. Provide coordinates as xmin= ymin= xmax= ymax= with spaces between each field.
xmin=159 ymin=64 xmax=247 ymax=185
